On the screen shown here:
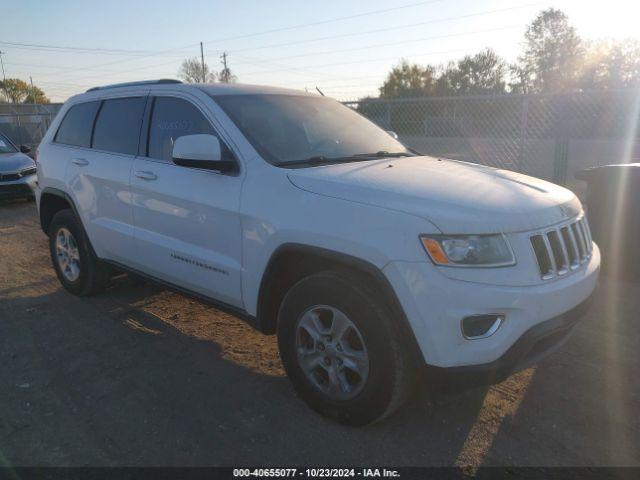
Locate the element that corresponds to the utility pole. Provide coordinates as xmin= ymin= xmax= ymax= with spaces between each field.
xmin=30 ymin=76 xmax=37 ymax=104
xmin=220 ymin=52 xmax=229 ymax=83
xmin=0 ymin=50 xmax=6 ymax=82
xmin=200 ymin=42 xmax=206 ymax=83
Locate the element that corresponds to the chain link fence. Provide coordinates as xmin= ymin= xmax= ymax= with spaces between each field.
xmin=2 ymin=91 xmax=639 ymax=190
xmin=0 ymin=103 xmax=63 ymax=152
xmin=344 ymin=89 xmax=640 ymax=190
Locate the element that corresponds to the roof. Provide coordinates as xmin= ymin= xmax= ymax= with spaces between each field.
xmin=194 ymin=83 xmax=316 ymax=97
xmin=81 ymin=79 xmax=315 ymax=97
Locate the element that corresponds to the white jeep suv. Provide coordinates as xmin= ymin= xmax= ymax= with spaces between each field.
xmin=36 ymin=80 xmax=599 ymax=425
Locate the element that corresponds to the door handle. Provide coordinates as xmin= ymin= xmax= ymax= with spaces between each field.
xmin=72 ymin=158 xmax=89 ymax=166
xmin=135 ymin=170 xmax=157 ymax=181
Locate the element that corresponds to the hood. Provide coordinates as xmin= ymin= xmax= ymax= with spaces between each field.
xmin=0 ymin=152 xmax=35 ymax=173
xmin=287 ymin=156 xmax=582 ymax=234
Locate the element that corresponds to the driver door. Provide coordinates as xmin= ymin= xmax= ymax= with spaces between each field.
xmin=130 ymin=94 xmax=243 ymax=307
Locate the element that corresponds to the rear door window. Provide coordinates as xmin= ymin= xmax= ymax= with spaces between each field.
xmin=92 ymin=97 xmax=146 ymax=155
xmin=54 ymin=101 xmax=100 ymax=147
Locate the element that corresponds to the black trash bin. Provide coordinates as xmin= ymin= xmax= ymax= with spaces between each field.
xmin=576 ymin=163 xmax=640 ymax=279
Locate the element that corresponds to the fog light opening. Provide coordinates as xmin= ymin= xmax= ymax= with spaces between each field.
xmin=461 ymin=314 xmax=504 ymax=340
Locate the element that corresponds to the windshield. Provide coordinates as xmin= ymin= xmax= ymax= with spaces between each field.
xmin=213 ymin=94 xmax=411 ymax=166
xmin=0 ymin=133 xmax=18 ymax=154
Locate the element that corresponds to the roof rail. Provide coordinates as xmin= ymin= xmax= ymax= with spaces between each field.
xmin=86 ymin=79 xmax=182 ymax=93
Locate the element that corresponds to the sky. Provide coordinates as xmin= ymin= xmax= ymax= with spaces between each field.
xmin=1 ymin=0 xmax=638 ymax=102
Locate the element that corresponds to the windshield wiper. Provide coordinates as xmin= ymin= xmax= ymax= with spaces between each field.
xmin=275 ymin=155 xmax=380 ymax=168
xmin=275 ymin=156 xmax=331 ymax=167
xmin=352 ymin=151 xmax=415 ymax=158
xmin=275 ymin=151 xmax=415 ymax=168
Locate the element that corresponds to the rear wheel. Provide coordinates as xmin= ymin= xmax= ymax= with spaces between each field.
xmin=277 ymin=271 xmax=415 ymax=425
xmin=48 ymin=209 xmax=110 ymax=296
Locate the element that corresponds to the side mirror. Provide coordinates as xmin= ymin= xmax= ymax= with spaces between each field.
xmin=20 ymin=145 xmax=31 ymax=154
xmin=172 ymin=134 xmax=236 ymax=173
xmin=386 ymin=131 xmax=399 ymax=140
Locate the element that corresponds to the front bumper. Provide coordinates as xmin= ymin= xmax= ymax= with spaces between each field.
xmin=428 ymin=295 xmax=592 ymax=386
xmin=383 ymin=244 xmax=600 ymax=368
xmin=0 ymin=174 xmax=37 ymax=199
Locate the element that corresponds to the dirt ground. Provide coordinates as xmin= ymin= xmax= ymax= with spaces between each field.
xmin=0 ymin=200 xmax=638 ymax=467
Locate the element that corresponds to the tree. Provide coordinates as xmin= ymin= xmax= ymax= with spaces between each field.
xmin=1 ymin=78 xmax=30 ymax=103
xmin=0 ymin=78 xmax=50 ymax=104
xmin=439 ymin=49 xmax=507 ymax=95
xmin=218 ymin=65 xmax=237 ymax=83
xmin=24 ymin=85 xmax=50 ymax=104
xmin=218 ymin=53 xmax=237 ymax=84
xmin=379 ymin=50 xmax=507 ymax=98
xmin=579 ymin=39 xmax=640 ymax=90
xmin=515 ymin=8 xmax=583 ymax=93
xmin=178 ymin=57 xmax=216 ymax=84
xmin=379 ymin=60 xmax=438 ymax=98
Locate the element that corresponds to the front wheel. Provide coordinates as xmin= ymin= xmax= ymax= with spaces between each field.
xmin=277 ymin=271 xmax=415 ymax=425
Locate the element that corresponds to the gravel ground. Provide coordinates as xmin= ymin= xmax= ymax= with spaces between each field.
xmin=0 ymin=200 xmax=638 ymax=467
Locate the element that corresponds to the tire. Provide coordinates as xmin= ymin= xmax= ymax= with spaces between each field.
xmin=48 ymin=209 xmax=110 ymax=296
xmin=277 ymin=270 xmax=416 ymax=425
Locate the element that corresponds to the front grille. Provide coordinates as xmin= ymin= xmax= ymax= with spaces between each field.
xmin=0 ymin=173 xmax=21 ymax=182
xmin=0 ymin=183 xmax=32 ymax=197
xmin=530 ymin=217 xmax=593 ymax=279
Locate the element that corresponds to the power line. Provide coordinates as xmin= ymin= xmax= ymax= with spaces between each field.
xmin=4 ymin=60 xmax=134 ymax=73
xmin=200 ymin=0 xmax=445 ymax=47
xmin=6 ymin=24 xmax=518 ymax=79
xmin=0 ymin=40 xmax=182 ymax=55
xmin=7 ymin=1 xmax=547 ymax=98
xmin=2 ymin=1 xmax=541 ymax=79
xmin=0 ymin=42 xmax=188 ymax=57
xmin=34 ymin=41 xmax=203 ymax=83
xmin=210 ymin=24 xmax=520 ymax=83
xmin=2 ymin=1 xmax=542 ymax=89
xmin=239 ymin=47 xmax=471 ymax=77
xmin=231 ymin=25 xmax=520 ymax=67
xmin=0 ymin=0 xmax=443 ymax=57
xmin=223 ymin=2 xmax=545 ymax=55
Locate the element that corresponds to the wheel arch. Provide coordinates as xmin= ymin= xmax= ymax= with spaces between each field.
xmin=39 ymin=187 xmax=78 ymax=234
xmin=256 ymin=243 xmax=422 ymax=362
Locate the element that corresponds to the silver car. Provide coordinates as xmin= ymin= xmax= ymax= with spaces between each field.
xmin=0 ymin=132 xmax=37 ymax=200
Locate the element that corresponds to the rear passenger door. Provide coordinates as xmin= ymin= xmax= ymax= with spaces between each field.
xmin=129 ymin=94 xmax=243 ymax=308
xmin=62 ymin=95 xmax=146 ymax=263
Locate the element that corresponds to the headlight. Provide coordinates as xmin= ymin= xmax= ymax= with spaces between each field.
xmin=20 ymin=166 xmax=37 ymax=177
xmin=420 ymin=234 xmax=515 ymax=267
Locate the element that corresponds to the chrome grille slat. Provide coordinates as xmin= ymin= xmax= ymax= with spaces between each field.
xmin=577 ymin=220 xmax=587 ymax=255
xmin=530 ymin=216 xmax=593 ymax=280
xmin=567 ymin=225 xmax=581 ymax=268
xmin=530 ymin=234 xmax=554 ymax=279
xmin=572 ymin=224 xmax=585 ymax=260
xmin=549 ymin=229 xmax=569 ymax=274
xmin=585 ymin=218 xmax=593 ymax=249
xmin=580 ymin=218 xmax=593 ymax=254
xmin=541 ymin=234 xmax=558 ymax=276
xmin=560 ymin=226 xmax=578 ymax=266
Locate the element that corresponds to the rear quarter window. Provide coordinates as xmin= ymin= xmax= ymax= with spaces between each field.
xmin=92 ymin=97 xmax=146 ymax=155
xmin=54 ymin=101 xmax=100 ymax=148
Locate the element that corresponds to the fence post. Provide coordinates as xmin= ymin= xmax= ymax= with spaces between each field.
xmin=15 ymin=114 xmax=24 ymax=146
xmin=518 ymin=97 xmax=529 ymax=172
xmin=385 ymin=101 xmax=392 ymax=130
xmin=553 ymin=97 xmax=570 ymax=185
